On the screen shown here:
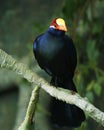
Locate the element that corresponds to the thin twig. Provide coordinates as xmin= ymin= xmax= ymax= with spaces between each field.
xmin=18 ymin=86 xmax=40 ymax=130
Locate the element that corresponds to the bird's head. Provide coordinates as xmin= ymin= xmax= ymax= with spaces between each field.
xmin=49 ymin=18 xmax=67 ymax=32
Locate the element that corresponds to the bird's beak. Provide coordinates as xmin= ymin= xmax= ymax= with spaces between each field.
xmin=56 ymin=24 xmax=67 ymax=32
xmin=50 ymin=18 xmax=67 ymax=32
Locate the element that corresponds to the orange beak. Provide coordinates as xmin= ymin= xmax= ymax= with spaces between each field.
xmin=50 ymin=18 xmax=68 ymax=32
xmin=56 ymin=24 xmax=67 ymax=32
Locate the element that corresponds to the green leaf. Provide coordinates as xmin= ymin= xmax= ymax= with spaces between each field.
xmin=86 ymin=40 xmax=99 ymax=67
xmin=86 ymin=92 xmax=94 ymax=102
xmin=93 ymin=83 xmax=102 ymax=96
xmin=86 ymin=80 xmax=95 ymax=91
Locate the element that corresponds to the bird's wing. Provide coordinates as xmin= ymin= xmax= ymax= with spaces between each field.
xmin=64 ymin=35 xmax=77 ymax=72
xmin=33 ymin=34 xmax=43 ymax=59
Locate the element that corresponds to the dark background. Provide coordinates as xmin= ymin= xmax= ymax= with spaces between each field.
xmin=0 ymin=0 xmax=104 ymax=130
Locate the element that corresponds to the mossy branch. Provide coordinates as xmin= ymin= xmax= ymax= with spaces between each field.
xmin=0 ymin=49 xmax=104 ymax=127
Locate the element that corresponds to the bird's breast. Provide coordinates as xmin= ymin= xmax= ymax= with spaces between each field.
xmin=38 ymin=37 xmax=63 ymax=61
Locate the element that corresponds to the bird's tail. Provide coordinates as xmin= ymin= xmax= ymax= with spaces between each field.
xmin=49 ymin=77 xmax=85 ymax=128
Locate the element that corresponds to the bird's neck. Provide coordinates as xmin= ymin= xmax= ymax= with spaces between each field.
xmin=47 ymin=28 xmax=65 ymax=37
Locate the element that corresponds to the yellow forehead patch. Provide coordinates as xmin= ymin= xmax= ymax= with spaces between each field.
xmin=56 ymin=18 xmax=65 ymax=26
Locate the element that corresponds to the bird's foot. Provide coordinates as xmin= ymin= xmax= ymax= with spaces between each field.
xmin=70 ymin=90 xmax=76 ymax=95
xmin=50 ymin=77 xmax=58 ymax=87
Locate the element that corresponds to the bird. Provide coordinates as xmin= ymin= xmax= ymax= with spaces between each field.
xmin=33 ymin=18 xmax=85 ymax=128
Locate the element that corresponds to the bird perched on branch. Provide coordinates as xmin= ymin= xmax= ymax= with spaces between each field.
xmin=33 ymin=18 xmax=85 ymax=128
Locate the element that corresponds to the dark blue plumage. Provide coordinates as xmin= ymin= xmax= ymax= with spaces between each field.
xmin=33 ymin=18 xmax=85 ymax=128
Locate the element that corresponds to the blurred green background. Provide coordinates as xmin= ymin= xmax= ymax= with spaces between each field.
xmin=0 ymin=0 xmax=104 ymax=130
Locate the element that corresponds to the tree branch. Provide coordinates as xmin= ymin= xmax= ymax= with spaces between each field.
xmin=18 ymin=86 xmax=40 ymax=130
xmin=0 ymin=49 xmax=104 ymax=127
xmin=13 ymin=83 xmax=33 ymax=130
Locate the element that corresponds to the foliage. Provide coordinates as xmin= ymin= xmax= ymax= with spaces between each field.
xmin=62 ymin=0 xmax=104 ymax=130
